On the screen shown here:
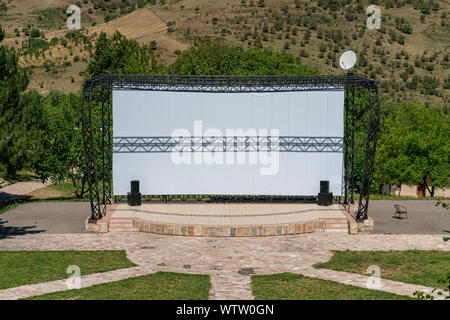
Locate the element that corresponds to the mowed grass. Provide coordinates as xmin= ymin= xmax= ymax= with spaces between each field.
xmin=27 ymin=182 xmax=91 ymax=200
xmin=314 ymin=250 xmax=450 ymax=289
xmin=26 ymin=272 xmax=211 ymax=300
xmin=0 ymin=251 xmax=136 ymax=290
xmin=251 ymin=273 xmax=411 ymax=300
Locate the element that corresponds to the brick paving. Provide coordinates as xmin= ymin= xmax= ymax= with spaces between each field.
xmin=0 ymin=233 xmax=448 ymax=300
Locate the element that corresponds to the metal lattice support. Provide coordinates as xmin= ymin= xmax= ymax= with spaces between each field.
xmin=82 ymin=74 xmax=379 ymax=221
xmin=100 ymin=88 xmax=113 ymax=205
xmin=114 ymin=195 xmax=318 ymax=203
xmin=112 ymin=136 xmax=344 ymax=153
xmin=84 ymin=74 xmax=376 ymax=92
xmin=81 ymin=80 xmax=104 ymax=221
xmin=344 ymin=80 xmax=355 ymax=205
xmin=356 ymin=84 xmax=381 ymax=220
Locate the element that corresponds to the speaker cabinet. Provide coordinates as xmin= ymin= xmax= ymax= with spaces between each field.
xmin=318 ymin=192 xmax=333 ymax=206
xmin=127 ymin=192 xmax=141 ymax=206
xmin=127 ymin=180 xmax=141 ymax=206
xmin=320 ymin=180 xmax=329 ymax=193
xmin=131 ymin=180 xmax=140 ymax=194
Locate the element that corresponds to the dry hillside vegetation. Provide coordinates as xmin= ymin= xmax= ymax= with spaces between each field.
xmin=0 ymin=0 xmax=448 ymax=109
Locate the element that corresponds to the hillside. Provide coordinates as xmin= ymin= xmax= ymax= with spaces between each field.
xmin=0 ymin=0 xmax=448 ymax=108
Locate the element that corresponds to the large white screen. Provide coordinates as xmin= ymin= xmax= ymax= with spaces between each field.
xmin=113 ymin=90 xmax=344 ymax=196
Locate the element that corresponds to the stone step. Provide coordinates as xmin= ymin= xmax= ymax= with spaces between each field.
xmin=324 ymin=223 xmax=349 ymax=229
xmin=109 ymin=222 xmax=135 ymax=228
xmin=109 ymin=218 xmax=137 ymax=231
xmin=109 ymin=219 xmax=134 ymax=225
xmin=324 ymin=228 xmax=349 ymax=233
xmin=324 ymin=218 xmax=348 ymax=224
xmin=109 ymin=227 xmax=139 ymax=232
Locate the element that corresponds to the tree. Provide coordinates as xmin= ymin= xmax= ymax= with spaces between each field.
xmin=0 ymin=24 xmax=4 ymax=43
xmin=168 ymin=43 xmax=319 ymax=76
xmin=87 ymin=31 xmax=159 ymax=77
xmin=33 ymin=92 xmax=88 ymax=198
xmin=375 ymin=102 xmax=450 ymax=195
xmin=0 ymin=46 xmax=31 ymax=178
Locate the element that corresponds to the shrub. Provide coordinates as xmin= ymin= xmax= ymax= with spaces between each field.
xmin=30 ymin=29 xmax=41 ymax=38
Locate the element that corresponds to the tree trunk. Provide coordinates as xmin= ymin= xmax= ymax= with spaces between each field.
xmin=72 ymin=177 xmax=80 ymax=198
xmin=79 ymin=175 xmax=86 ymax=198
xmin=72 ymin=175 xmax=86 ymax=199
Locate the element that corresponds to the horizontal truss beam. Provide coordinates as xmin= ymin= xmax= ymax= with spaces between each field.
xmin=114 ymin=194 xmax=320 ymax=203
xmin=85 ymin=74 xmax=376 ymax=92
xmin=113 ymin=136 xmax=344 ymax=153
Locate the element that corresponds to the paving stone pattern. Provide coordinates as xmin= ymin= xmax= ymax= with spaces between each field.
xmin=0 ymin=233 xmax=448 ymax=300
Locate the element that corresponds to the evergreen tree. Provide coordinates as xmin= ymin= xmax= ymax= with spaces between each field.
xmin=87 ymin=31 xmax=159 ymax=77
xmin=0 ymin=46 xmax=31 ymax=178
xmin=0 ymin=24 xmax=5 ymax=43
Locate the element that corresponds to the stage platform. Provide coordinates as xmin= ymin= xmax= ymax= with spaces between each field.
xmin=107 ymin=203 xmax=349 ymax=237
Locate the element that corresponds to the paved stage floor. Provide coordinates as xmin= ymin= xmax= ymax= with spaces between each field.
xmin=111 ymin=203 xmax=346 ymax=226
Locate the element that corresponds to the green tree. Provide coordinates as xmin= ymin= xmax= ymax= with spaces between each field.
xmin=33 ymin=92 xmax=88 ymax=197
xmin=0 ymin=24 xmax=4 ymax=43
xmin=87 ymin=31 xmax=159 ymax=77
xmin=375 ymin=102 xmax=450 ymax=195
xmin=0 ymin=46 xmax=31 ymax=178
xmin=168 ymin=43 xmax=318 ymax=75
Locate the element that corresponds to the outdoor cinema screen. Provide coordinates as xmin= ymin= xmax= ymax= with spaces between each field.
xmin=112 ymin=89 xmax=344 ymax=196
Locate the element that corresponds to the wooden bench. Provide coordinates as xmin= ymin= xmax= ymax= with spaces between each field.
xmin=393 ymin=204 xmax=408 ymax=219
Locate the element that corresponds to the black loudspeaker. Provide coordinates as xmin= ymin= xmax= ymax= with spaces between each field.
xmin=131 ymin=180 xmax=140 ymax=193
xmin=127 ymin=192 xmax=141 ymax=206
xmin=318 ymin=192 xmax=333 ymax=206
xmin=318 ymin=180 xmax=332 ymax=206
xmin=127 ymin=180 xmax=141 ymax=206
xmin=320 ymin=180 xmax=329 ymax=193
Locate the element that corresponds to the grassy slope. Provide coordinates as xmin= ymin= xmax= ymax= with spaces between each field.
xmin=0 ymin=250 xmax=136 ymax=289
xmin=314 ymin=250 xmax=450 ymax=289
xmin=26 ymin=271 xmax=211 ymax=300
xmin=252 ymin=273 xmax=411 ymax=300
xmin=1 ymin=2 xmax=187 ymax=93
xmin=153 ymin=0 xmax=450 ymax=108
xmin=1 ymin=1 xmax=448 ymax=107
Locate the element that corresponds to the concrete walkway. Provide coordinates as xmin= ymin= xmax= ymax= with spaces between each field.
xmin=368 ymin=200 xmax=450 ymax=235
xmin=0 ymin=181 xmax=50 ymax=205
xmin=0 ymin=233 xmax=447 ymax=300
xmin=0 ymin=202 xmax=90 ymax=237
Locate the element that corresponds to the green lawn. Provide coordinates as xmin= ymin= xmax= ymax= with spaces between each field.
xmin=0 ymin=202 xmax=19 ymax=214
xmin=0 ymin=251 xmax=136 ymax=289
xmin=251 ymin=273 xmax=411 ymax=300
xmin=314 ymin=250 xmax=450 ymax=289
xmin=26 ymin=272 xmax=211 ymax=300
xmin=0 ymin=182 xmax=90 ymax=214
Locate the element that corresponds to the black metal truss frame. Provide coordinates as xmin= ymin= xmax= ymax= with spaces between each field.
xmin=81 ymin=74 xmax=380 ymax=221
xmin=112 ymin=136 xmax=344 ymax=153
xmin=114 ymin=194 xmax=319 ymax=203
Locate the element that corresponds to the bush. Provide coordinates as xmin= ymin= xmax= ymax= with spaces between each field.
xmin=30 ymin=29 xmax=41 ymax=38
